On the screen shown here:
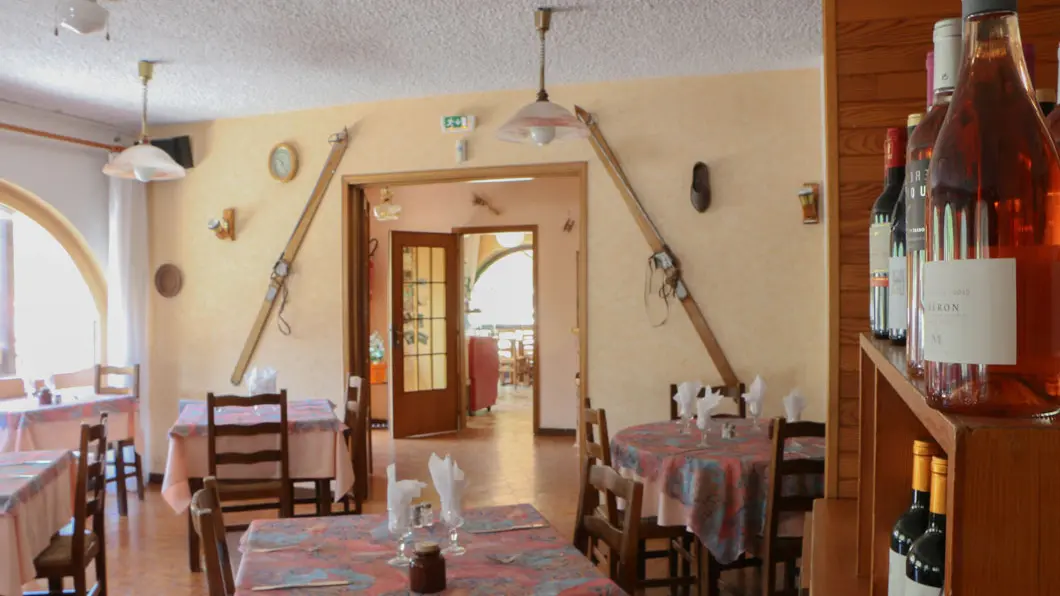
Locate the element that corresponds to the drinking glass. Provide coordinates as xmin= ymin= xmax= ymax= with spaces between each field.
xmin=387 ymin=507 xmax=413 ymax=567
xmin=749 ymin=402 xmax=763 ymax=432
xmin=680 ymin=411 xmax=693 ymax=435
xmin=696 ymin=417 xmax=711 ymax=447
xmin=442 ymin=508 xmax=466 ymax=556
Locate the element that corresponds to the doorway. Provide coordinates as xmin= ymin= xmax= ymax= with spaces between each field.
xmin=342 ymin=163 xmax=588 ymax=440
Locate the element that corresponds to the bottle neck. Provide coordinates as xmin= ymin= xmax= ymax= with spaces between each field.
xmin=911 ymin=488 xmax=930 ymax=508
xmin=964 ymin=12 xmax=1034 ymax=96
xmin=926 ymin=511 xmax=947 ymax=534
xmin=885 ymin=165 xmax=906 ymax=187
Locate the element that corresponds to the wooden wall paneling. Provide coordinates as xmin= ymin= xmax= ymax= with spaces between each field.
xmin=838 ymin=72 xmax=928 ymax=103
xmin=838 ymin=129 xmax=889 ymax=156
xmin=839 ymin=100 xmax=927 ymax=128
xmin=824 ymin=0 xmax=842 ymax=499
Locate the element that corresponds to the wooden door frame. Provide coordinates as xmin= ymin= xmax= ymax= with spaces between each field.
xmin=453 ymin=224 xmax=539 ymax=433
xmin=341 ymin=162 xmax=588 ymax=438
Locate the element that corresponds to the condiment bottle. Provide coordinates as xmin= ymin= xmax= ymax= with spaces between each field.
xmin=409 ymin=541 xmax=446 ymax=594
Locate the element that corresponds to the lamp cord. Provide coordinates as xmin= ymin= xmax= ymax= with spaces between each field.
xmin=644 ymin=256 xmax=676 ymax=327
xmin=139 ymin=78 xmax=149 ymax=143
xmin=277 ymin=282 xmax=292 ymax=336
xmin=537 ymin=28 xmax=548 ymax=101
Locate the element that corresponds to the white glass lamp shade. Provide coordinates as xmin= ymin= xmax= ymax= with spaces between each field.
xmin=496 ymin=100 xmax=589 ymax=146
xmin=103 ymin=144 xmax=186 ymax=182
xmin=58 ymin=0 xmax=109 ymax=35
xmin=495 ymin=231 xmax=525 ymax=248
xmin=373 ymin=201 xmax=402 ymax=221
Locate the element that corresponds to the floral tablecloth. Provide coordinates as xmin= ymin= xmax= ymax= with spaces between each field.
xmin=0 ymin=450 xmax=76 ymax=596
xmin=169 ymin=399 xmax=342 ymax=437
xmin=235 ymin=504 xmax=625 ymax=595
xmin=611 ymin=419 xmax=824 ymax=565
xmin=0 ymin=393 xmax=138 ymax=453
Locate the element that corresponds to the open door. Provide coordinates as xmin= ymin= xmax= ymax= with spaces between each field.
xmin=389 ymin=231 xmax=460 ymax=438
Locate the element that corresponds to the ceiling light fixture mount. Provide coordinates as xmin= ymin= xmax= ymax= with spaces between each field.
xmin=103 ymin=60 xmax=187 ymax=182
xmin=496 ymin=7 xmax=588 ymax=146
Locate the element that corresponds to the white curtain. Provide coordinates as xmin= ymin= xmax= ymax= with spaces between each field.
xmin=106 ymin=178 xmax=151 ymax=473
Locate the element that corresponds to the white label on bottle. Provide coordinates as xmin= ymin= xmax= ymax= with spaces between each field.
xmin=870 ymin=223 xmax=891 ymax=273
xmin=888 ymin=550 xmax=907 ymax=596
xmin=888 ymin=256 xmax=907 ymax=332
xmin=922 ymin=259 xmax=1017 ymax=365
xmin=903 ymin=579 xmax=943 ymax=596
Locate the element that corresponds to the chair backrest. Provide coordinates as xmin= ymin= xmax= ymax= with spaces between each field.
xmin=346 ymin=376 xmax=369 ymax=501
xmin=0 ymin=377 xmax=25 ymax=400
xmin=72 ymin=415 xmax=108 ymax=565
xmin=669 ymin=382 xmax=747 ymax=420
xmin=51 ymin=367 xmax=95 ymax=390
xmin=94 ymin=364 xmax=140 ymax=396
xmin=573 ymin=464 xmax=643 ymax=593
xmin=191 ymin=476 xmax=236 ymax=595
xmin=206 ymin=390 xmax=290 ymax=484
xmin=581 ymin=408 xmax=611 ymax=467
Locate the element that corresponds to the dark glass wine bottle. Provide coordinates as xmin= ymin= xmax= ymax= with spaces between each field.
xmin=924 ymin=0 xmax=1060 ymax=417
xmin=904 ymin=456 xmax=947 ymax=595
xmin=887 ymin=440 xmax=939 ymax=595
xmin=870 ymin=128 xmax=907 ymax=339
xmin=907 ymin=19 xmax=961 ymax=377
xmin=1037 ymin=89 xmax=1056 ymax=116
xmin=889 ymin=114 xmax=921 ymax=346
xmin=1047 ymin=44 xmax=1060 ymax=141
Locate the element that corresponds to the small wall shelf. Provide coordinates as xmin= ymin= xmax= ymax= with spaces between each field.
xmin=811 ymin=334 xmax=1060 ymax=595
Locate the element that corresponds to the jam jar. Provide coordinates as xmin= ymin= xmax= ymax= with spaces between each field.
xmin=409 ymin=541 xmax=446 ymax=593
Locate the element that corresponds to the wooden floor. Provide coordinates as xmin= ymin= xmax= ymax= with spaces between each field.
xmin=34 ymin=393 xmax=757 ymax=594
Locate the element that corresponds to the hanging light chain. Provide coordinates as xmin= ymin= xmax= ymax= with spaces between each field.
xmin=139 ymin=75 xmax=149 ymax=143
xmin=535 ymin=8 xmax=552 ymax=102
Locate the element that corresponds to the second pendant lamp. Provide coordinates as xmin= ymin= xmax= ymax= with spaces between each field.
xmin=103 ymin=61 xmax=186 ymax=183
xmin=496 ymin=8 xmax=588 ymax=146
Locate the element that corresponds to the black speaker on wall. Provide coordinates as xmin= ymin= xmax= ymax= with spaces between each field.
xmin=150 ymin=136 xmax=194 ymax=169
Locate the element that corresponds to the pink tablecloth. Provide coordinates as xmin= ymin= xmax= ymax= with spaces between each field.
xmin=0 ymin=393 xmax=138 ymax=453
xmin=0 ymin=450 xmax=75 ymax=596
xmin=161 ymin=399 xmax=354 ymax=513
xmin=611 ymin=419 xmax=824 ymax=564
xmin=235 ymin=504 xmax=624 ymax=595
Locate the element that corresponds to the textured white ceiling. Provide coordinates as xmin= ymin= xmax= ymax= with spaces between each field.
xmin=1 ymin=0 xmax=822 ymax=131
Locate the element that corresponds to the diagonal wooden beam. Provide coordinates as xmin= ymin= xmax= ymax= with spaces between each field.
xmin=575 ymin=106 xmax=738 ymax=387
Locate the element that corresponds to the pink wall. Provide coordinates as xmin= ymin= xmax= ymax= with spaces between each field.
xmin=365 ymin=177 xmax=580 ymax=430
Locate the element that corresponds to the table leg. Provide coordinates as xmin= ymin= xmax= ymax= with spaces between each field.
xmin=114 ymin=442 xmax=128 ymax=517
xmin=316 ymin=480 xmax=330 ymax=515
xmin=187 ymin=477 xmax=204 ymax=572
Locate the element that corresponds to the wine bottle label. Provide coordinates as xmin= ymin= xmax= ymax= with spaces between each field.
xmin=906 ymin=160 xmax=929 ymax=252
xmin=889 ymin=550 xmax=908 ymax=596
xmin=922 ymin=259 xmax=1017 ymax=365
xmin=870 ymin=222 xmax=892 ymax=273
xmin=903 ymin=579 xmax=943 ymax=596
xmin=888 ymin=256 xmax=908 ymax=331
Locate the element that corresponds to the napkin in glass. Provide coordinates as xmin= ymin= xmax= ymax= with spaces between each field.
xmin=428 ymin=453 xmax=466 ymax=517
xmin=783 ymin=388 xmax=806 ymax=423
xmin=696 ymin=387 xmax=723 ymax=430
xmin=674 ymin=381 xmax=703 ymax=418
xmin=386 ymin=463 xmax=426 ymax=529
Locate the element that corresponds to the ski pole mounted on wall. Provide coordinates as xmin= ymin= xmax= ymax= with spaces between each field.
xmin=230 ymin=129 xmax=351 ymax=385
xmin=573 ymin=106 xmax=738 ymax=387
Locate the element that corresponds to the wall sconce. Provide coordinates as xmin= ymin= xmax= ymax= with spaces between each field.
xmin=207 ymin=208 xmax=236 ymax=240
xmin=799 ymin=183 xmax=820 ymax=224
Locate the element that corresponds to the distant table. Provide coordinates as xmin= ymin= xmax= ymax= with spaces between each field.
xmin=0 ymin=450 xmax=75 ymax=596
xmin=0 ymin=391 xmax=138 ymax=453
xmin=611 ymin=418 xmax=824 ymax=564
xmin=235 ymin=503 xmax=624 ymax=595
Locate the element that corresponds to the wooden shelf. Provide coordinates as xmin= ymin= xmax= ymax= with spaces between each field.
xmin=808 ymin=499 xmax=869 ymax=596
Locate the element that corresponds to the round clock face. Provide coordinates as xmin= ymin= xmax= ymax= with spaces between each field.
xmin=269 ymin=144 xmax=297 ymax=181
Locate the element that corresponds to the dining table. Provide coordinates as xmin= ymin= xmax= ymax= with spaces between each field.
xmin=162 ymin=398 xmax=355 ymax=572
xmin=235 ymin=503 xmax=625 ymax=595
xmin=0 ymin=449 xmax=76 ymax=596
xmin=0 ymin=390 xmax=139 ymax=454
xmin=610 ymin=417 xmax=825 ymax=566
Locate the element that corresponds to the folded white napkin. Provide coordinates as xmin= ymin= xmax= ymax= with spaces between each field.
xmin=386 ymin=464 xmax=426 ymax=529
xmin=428 ymin=453 xmax=467 ymax=516
xmin=741 ymin=375 xmax=766 ymax=410
xmin=674 ymin=381 xmax=703 ymax=418
xmin=696 ymin=387 xmax=723 ymax=430
xmin=783 ymin=389 xmax=806 ymax=423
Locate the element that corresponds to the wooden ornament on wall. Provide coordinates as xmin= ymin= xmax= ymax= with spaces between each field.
xmin=154 ymin=263 xmax=183 ymax=298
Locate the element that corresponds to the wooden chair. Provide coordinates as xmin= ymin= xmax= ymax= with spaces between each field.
xmin=582 ymin=407 xmax=697 ymax=594
xmin=190 ymin=477 xmax=236 ymax=596
xmin=343 ymin=375 xmax=370 ymax=513
xmin=207 ymin=390 xmax=292 ymax=530
xmin=0 ymin=377 xmax=26 ymax=400
xmin=32 ymin=417 xmax=108 ymax=596
xmin=573 ymin=464 xmax=643 ymax=594
xmin=95 ymin=364 xmax=144 ymax=516
xmin=669 ymin=382 xmax=747 ymax=421
xmin=761 ymin=418 xmax=825 ymax=595
xmin=49 ymin=368 xmax=95 ymax=391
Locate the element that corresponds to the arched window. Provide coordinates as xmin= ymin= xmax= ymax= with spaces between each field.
xmin=468 ymin=250 xmax=534 ymax=328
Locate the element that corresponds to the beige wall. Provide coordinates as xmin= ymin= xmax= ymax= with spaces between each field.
xmin=363 ymin=178 xmax=579 ymax=429
xmin=147 ymin=69 xmax=826 ymax=471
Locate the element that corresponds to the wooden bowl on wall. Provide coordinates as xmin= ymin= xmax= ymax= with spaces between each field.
xmin=154 ymin=263 xmax=183 ymax=298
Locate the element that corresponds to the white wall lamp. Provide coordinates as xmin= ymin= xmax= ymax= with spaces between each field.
xmin=103 ymin=61 xmax=187 ymax=182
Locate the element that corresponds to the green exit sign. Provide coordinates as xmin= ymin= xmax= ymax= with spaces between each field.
xmin=441 ymin=115 xmax=475 ymax=133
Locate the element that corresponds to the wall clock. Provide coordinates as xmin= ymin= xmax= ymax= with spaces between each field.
xmin=268 ymin=143 xmax=299 ymax=182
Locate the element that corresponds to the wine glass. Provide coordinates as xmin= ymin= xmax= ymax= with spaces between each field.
xmin=387 ymin=506 xmax=413 ymax=567
xmin=696 ymin=415 xmax=711 ymax=448
xmin=442 ymin=507 xmax=466 ymax=556
xmin=680 ymin=409 xmax=693 ymax=435
xmin=748 ymin=401 xmax=763 ymax=432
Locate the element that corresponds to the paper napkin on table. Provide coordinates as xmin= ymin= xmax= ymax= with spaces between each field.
xmin=783 ymin=389 xmax=806 ymax=423
xmin=674 ymin=381 xmax=703 ymax=418
xmin=386 ymin=464 xmax=426 ymax=528
xmin=428 ymin=453 xmax=467 ymax=517
xmin=696 ymin=387 xmax=723 ymax=430
xmin=741 ymin=375 xmax=766 ymax=411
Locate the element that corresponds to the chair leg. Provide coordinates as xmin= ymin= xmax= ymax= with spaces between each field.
xmin=187 ymin=478 xmax=203 ymax=572
xmin=636 ymin=540 xmax=647 ymax=581
xmin=74 ymin=569 xmax=87 ymax=596
xmin=695 ymin=541 xmax=722 ymax=596
xmin=97 ymin=540 xmax=109 ymax=596
xmin=681 ymin=534 xmax=693 ymax=596
xmin=132 ymin=448 xmax=145 ymax=501
xmin=113 ymin=444 xmax=128 ymax=517
xmin=48 ymin=576 xmax=62 ymax=593
xmin=668 ymin=541 xmax=679 ymax=596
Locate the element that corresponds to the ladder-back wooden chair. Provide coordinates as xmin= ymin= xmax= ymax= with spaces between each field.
xmin=0 ymin=377 xmax=26 ymax=400
xmin=343 ymin=375 xmax=370 ymax=513
xmin=207 ymin=390 xmax=292 ymax=530
xmin=573 ymin=464 xmax=644 ymax=594
xmin=95 ymin=364 xmax=143 ymax=516
xmin=49 ymin=368 xmax=95 ymax=392
xmin=190 ymin=476 xmax=236 ymax=596
xmin=32 ymin=416 xmax=108 ymax=596
xmin=669 ymin=382 xmax=747 ymax=421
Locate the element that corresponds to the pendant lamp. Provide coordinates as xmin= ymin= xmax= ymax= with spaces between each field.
xmin=55 ymin=0 xmax=109 ymax=36
xmin=373 ymin=186 xmax=401 ymax=221
xmin=103 ymin=61 xmax=186 ymax=182
xmin=496 ymin=8 xmax=588 ymax=146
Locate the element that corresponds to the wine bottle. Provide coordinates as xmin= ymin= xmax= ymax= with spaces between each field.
xmin=888 ymin=440 xmax=940 ymax=596
xmin=907 ymin=19 xmax=961 ymax=377
xmin=1046 ymin=44 xmax=1060 ymax=140
xmin=924 ymin=0 xmax=1060 ymax=417
xmin=904 ymin=456 xmax=947 ymax=595
xmin=870 ymin=127 xmax=907 ymax=339
xmin=1037 ymin=89 xmax=1056 ymax=116
xmin=889 ymin=114 xmax=921 ymax=346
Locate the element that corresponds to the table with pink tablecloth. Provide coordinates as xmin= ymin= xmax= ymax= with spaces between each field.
xmin=0 ymin=392 xmax=138 ymax=453
xmin=610 ymin=418 xmax=824 ymax=565
xmin=235 ymin=504 xmax=624 ymax=595
xmin=0 ymin=450 xmax=75 ymax=596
